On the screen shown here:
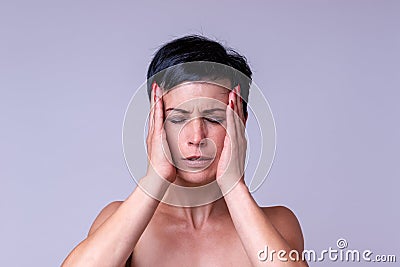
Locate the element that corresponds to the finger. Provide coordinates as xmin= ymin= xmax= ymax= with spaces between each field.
xmin=154 ymin=86 xmax=164 ymax=134
xmin=236 ymin=84 xmax=245 ymax=123
xmin=149 ymin=82 xmax=157 ymax=133
xmin=161 ymin=127 xmax=174 ymax=164
xmin=226 ymin=90 xmax=237 ymax=141
xmin=147 ymin=84 xmax=156 ymax=151
xmin=231 ymin=87 xmax=243 ymax=142
xmin=234 ymin=86 xmax=245 ymax=130
xmin=233 ymin=85 xmax=245 ymax=129
xmin=233 ymin=86 xmax=246 ymax=172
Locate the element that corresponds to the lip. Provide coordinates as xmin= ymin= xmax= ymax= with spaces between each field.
xmin=181 ymin=157 xmax=214 ymax=168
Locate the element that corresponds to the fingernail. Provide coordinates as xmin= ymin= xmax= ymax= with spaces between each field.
xmin=230 ymin=100 xmax=234 ymax=109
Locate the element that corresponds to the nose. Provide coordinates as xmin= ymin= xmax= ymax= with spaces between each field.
xmin=186 ymin=117 xmax=207 ymax=146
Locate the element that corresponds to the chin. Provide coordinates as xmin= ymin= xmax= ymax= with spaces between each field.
xmin=175 ymin=169 xmax=216 ymax=187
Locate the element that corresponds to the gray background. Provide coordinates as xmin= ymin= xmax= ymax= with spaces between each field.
xmin=1 ymin=0 xmax=399 ymax=266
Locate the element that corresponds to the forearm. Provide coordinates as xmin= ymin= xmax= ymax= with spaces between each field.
xmin=223 ymin=182 xmax=306 ymax=267
xmin=62 ymin=175 xmax=169 ymax=267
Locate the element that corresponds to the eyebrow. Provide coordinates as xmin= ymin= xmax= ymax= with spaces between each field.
xmin=165 ymin=108 xmax=226 ymax=114
xmin=202 ymin=108 xmax=226 ymax=114
xmin=165 ymin=108 xmax=190 ymax=114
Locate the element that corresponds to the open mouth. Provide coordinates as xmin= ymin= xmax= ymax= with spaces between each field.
xmin=184 ymin=156 xmax=213 ymax=161
xmin=181 ymin=156 xmax=214 ymax=168
xmin=186 ymin=156 xmax=200 ymax=161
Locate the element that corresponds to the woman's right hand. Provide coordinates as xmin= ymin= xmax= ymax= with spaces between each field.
xmin=145 ymin=83 xmax=176 ymax=183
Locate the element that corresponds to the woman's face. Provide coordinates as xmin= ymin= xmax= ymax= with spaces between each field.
xmin=162 ymin=81 xmax=231 ymax=186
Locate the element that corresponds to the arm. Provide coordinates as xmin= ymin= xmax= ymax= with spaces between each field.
xmin=217 ymin=86 xmax=308 ymax=266
xmin=224 ymin=184 xmax=308 ymax=266
xmin=61 ymin=178 xmax=168 ymax=267
xmin=62 ymin=84 xmax=175 ymax=267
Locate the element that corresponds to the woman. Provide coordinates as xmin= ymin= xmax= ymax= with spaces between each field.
xmin=62 ymin=35 xmax=308 ymax=266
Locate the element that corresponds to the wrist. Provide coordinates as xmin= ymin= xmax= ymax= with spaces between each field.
xmin=138 ymin=174 xmax=172 ymax=201
xmin=217 ymin=174 xmax=247 ymax=195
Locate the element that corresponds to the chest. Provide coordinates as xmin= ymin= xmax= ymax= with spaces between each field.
xmin=131 ymin=222 xmax=252 ymax=267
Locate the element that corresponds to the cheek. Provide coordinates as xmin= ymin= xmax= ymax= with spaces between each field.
xmin=164 ymin=124 xmax=185 ymax=158
xmin=164 ymin=125 xmax=179 ymax=145
xmin=208 ymin=127 xmax=227 ymax=152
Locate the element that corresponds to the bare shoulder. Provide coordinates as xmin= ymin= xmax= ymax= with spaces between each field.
xmin=87 ymin=201 xmax=123 ymax=236
xmin=261 ymin=205 xmax=299 ymax=224
xmin=261 ymin=205 xmax=305 ymax=252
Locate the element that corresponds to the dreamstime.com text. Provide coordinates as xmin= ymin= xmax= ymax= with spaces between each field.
xmin=258 ymin=238 xmax=396 ymax=263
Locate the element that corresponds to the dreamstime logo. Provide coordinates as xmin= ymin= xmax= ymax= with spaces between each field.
xmin=258 ymin=238 xmax=397 ymax=263
xmin=122 ymin=61 xmax=276 ymax=207
xmin=336 ymin=238 xmax=348 ymax=249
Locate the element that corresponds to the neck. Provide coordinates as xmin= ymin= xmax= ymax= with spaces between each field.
xmin=159 ymin=197 xmax=228 ymax=230
xmin=157 ymin=173 xmax=229 ymax=229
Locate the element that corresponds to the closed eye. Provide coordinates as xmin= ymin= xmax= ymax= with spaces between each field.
xmin=167 ymin=117 xmax=225 ymax=124
xmin=204 ymin=117 xmax=225 ymax=124
xmin=167 ymin=116 xmax=187 ymax=124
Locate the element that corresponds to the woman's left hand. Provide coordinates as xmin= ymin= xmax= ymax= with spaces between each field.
xmin=216 ymin=85 xmax=247 ymax=193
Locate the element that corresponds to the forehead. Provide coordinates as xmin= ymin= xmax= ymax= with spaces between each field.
xmin=163 ymin=81 xmax=231 ymax=109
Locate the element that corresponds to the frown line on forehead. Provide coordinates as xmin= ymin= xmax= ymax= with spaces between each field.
xmin=165 ymin=108 xmax=226 ymax=114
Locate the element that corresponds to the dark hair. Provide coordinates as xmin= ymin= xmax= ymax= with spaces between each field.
xmin=147 ymin=35 xmax=252 ymax=117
